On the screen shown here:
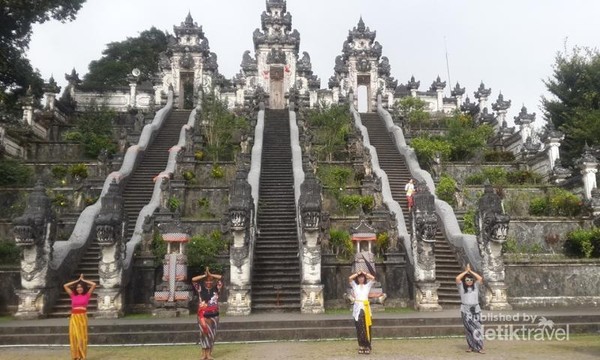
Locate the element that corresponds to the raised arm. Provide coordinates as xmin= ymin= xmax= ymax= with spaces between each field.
xmin=80 ymin=274 xmax=97 ymax=295
xmin=467 ymin=264 xmax=483 ymax=284
xmin=455 ymin=266 xmax=470 ymax=284
xmin=191 ymin=273 xmax=207 ymax=282
xmin=63 ymin=278 xmax=79 ymax=295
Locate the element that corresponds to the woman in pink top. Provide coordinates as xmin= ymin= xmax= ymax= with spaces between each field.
xmin=64 ymin=274 xmax=96 ymax=360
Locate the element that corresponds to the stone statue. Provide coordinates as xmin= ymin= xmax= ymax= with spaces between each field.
xmin=12 ymin=181 xmax=57 ymax=319
xmin=475 ymin=182 xmax=511 ymax=310
xmin=94 ymin=179 xmax=127 ymax=318
xmin=410 ymin=182 xmax=441 ymax=311
xmin=227 ymin=169 xmax=255 ymax=316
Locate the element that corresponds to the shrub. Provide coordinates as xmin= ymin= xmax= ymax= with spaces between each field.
xmin=65 ymin=105 xmax=118 ymax=158
xmin=317 ymin=165 xmax=353 ymax=195
xmin=462 ymin=208 xmax=477 ymax=235
xmin=211 ymin=164 xmax=224 ymax=179
xmin=465 ymin=167 xmax=508 ymax=186
xmin=374 ymin=232 xmax=389 ymax=257
xmin=361 ymin=195 xmax=375 ymax=213
xmin=436 ymin=174 xmax=457 ymax=206
xmin=52 ymin=193 xmax=68 ymax=207
xmin=68 ymin=163 xmax=89 ymax=179
xmin=51 ymin=165 xmax=68 ymax=180
xmin=329 ymin=229 xmax=353 ymax=260
xmin=502 ymin=237 xmax=520 ymax=253
xmin=564 ymin=228 xmax=598 ymax=258
xmin=0 ymin=240 xmax=20 ymax=266
xmin=152 ymin=230 xmax=167 ymax=260
xmin=410 ymin=136 xmax=452 ymax=169
xmin=484 ymin=150 xmax=516 ymax=162
xmin=194 ymin=150 xmax=205 ymax=161
xmin=0 ymin=159 xmax=32 ymax=187
xmin=506 ymin=170 xmax=543 ymax=185
xmin=186 ymin=231 xmax=228 ymax=271
xmin=167 ymin=197 xmax=181 ymax=212
xmin=182 ymin=170 xmax=196 ymax=182
xmin=198 ymin=198 xmax=210 ymax=208
xmin=529 ymin=189 xmax=582 ymax=217
xmin=528 ymin=197 xmax=547 ymax=216
xmin=339 ymin=194 xmax=363 ymax=215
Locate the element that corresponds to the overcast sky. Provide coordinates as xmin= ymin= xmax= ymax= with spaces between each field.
xmin=27 ymin=0 xmax=600 ymax=127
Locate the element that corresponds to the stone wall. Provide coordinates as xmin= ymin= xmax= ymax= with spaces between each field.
xmin=506 ymin=259 xmax=600 ymax=308
xmin=26 ymin=142 xmax=85 ymax=161
xmin=0 ymin=268 xmax=20 ymax=315
xmin=508 ymin=218 xmax=589 ymax=253
xmin=442 ymin=163 xmax=517 ymax=185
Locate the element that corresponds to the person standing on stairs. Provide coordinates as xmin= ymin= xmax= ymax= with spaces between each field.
xmin=63 ymin=274 xmax=96 ymax=360
xmin=456 ymin=264 xmax=485 ymax=354
xmin=192 ymin=267 xmax=223 ymax=360
xmin=405 ymin=178 xmax=415 ymax=211
xmin=349 ymin=270 xmax=376 ymax=355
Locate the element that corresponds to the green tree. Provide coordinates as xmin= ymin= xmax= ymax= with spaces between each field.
xmin=64 ymin=104 xmax=117 ymax=157
xmin=81 ymin=27 xmax=168 ymax=89
xmin=306 ymin=104 xmax=352 ymax=161
xmin=0 ymin=1 xmax=86 ymax=122
xmin=393 ymin=96 xmax=430 ymax=130
xmin=200 ymin=93 xmax=248 ymax=162
xmin=542 ymin=46 xmax=600 ymax=163
xmin=445 ymin=111 xmax=494 ymax=161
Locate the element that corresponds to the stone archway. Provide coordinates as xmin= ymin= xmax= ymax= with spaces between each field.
xmin=180 ymin=72 xmax=195 ymax=110
xmin=269 ymin=66 xmax=285 ymax=109
xmin=357 ymin=75 xmax=370 ymax=112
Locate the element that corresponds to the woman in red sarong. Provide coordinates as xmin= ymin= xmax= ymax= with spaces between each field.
xmin=192 ymin=267 xmax=223 ymax=360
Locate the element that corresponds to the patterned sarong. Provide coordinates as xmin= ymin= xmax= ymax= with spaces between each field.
xmin=461 ymin=310 xmax=484 ymax=352
xmin=354 ymin=308 xmax=372 ymax=349
xmin=69 ymin=311 xmax=88 ymax=359
xmin=197 ymin=308 xmax=219 ymax=349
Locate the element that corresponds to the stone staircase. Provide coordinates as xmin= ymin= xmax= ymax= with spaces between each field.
xmin=47 ymin=110 xmax=190 ymax=318
xmin=2 ymin=312 xmax=599 ymax=345
xmin=122 ymin=110 xmax=190 ymax=240
xmin=360 ymin=112 xmax=462 ymax=307
xmin=251 ymin=109 xmax=301 ymax=312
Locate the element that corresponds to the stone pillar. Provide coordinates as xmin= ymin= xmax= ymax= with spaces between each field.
xmin=227 ymin=170 xmax=254 ymax=315
xmin=476 ymin=183 xmax=512 ymax=310
xmin=514 ymin=105 xmax=536 ymax=144
xmin=492 ymin=93 xmax=511 ymax=134
xmin=12 ymin=182 xmax=57 ymax=319
xmin=298 ymin=173 xmax=325 ymax=314
xmin=95 ymin=180 xmax=126 ymax=318
xmin=474 ymin=82 xmax=491 ymax=112
xmin=410 ymin=183 xmax=441 ymax=311
xmin=43 ymin=76 xmax=61 ymax=111
xmin=21 ymin=87 xmax=35 ymax=126
xmin=129 ymin=79 xmax=138 ymax=109
xmin=451 ymin=83 xmax=465 ymax=108
xmin=543 ymin=123 xmax=564 ymax=170
xmin=430 ymin=76 xmax=446 ymax=112
xmin=578 ymin=145 xmax=598 ymax=200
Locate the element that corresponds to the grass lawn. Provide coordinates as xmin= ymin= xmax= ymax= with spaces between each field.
xmin=0 ymin=334 xmax=598 ymax=359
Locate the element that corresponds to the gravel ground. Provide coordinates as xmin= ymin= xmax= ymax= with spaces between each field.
xmin=1 ymin=335 xmax=599 ymax=360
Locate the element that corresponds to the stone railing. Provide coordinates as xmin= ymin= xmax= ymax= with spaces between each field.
xmin=290 ymin=102 xmax=325 ymax=314
xmin=227 ymin=102 xmax=264 ymax=315
xmin=122 ymin=101 xmax=197 ymax=278
xmin=376 ymin=94 xmax=481 ymax=269
xmin=48 ymin=90 xmax=174 ymax=314
xmin=349 ymin=94 xmax=411 ymax=263
xmin=0 ymin=126 xmax=25 ymax=158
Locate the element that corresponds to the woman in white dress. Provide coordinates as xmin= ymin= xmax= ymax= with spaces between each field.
xmin=349 ymin=270 xmax=376 ymax=355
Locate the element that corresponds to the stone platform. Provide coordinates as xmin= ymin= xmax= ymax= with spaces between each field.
xmin=0 ymin=307 xmax=599 ymax=346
